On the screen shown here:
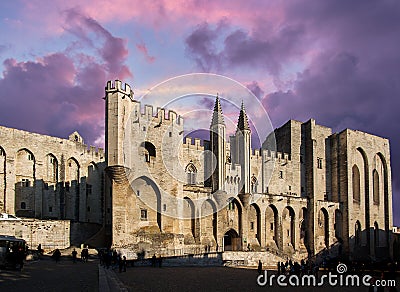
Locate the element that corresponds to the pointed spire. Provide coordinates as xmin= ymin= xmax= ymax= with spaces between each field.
xmin=211 ymin=94 xmax=225 ymax=126
xmin=237 ymin=101 xmax=250 ymax=131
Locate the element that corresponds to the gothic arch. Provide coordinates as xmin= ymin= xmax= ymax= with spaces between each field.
xmin=249 ymin=203 xmax=261 ymax=245
xmin=141 ymin=141 xmax=156 ymax=162
xmin=184 ymin=197 xmax=196 ymax=239
xmin=46 ymin=153 xmax=58 ymax=183
xmin=227 ymin=197 xmax=243 ymax=240
xmin=201 ymin=199 xmax=217 ymax=242
xmin=376 ymin=152 xmax=389 ymax=247
xmin=15 ymin=148 xmax=36 ymax=217
xmin=223 ymin=228 xmax=240 ymax=251
xmin=265 ymin=204 xmax=279 ymax=249
xmin=185 ymin=162 xmax=197 ymax=185
xmin=132 ymin=176 xmax=162 ymax=231
xmin=282 ymin=206 xmax=295 ymax=249
xmin=357 ymin=147 xmax=370 ymax=249
xmin=66 ymin=157 xmax=80 ymax=182
xmin=318 ymin=208 xmax=329 ymax=248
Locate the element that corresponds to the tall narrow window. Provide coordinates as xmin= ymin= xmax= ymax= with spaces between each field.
xmin=352 ymin=165 xmax=361 ymax=203
xmin=317 ymin=158 xmax=323 ymax=169
xmin=140 ymin=209 xmax=148 ymax=220
xmin=373 ymin=169 xmax=380 ymax=204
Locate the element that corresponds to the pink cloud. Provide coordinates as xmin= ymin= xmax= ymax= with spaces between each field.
xmin=20 ymin=0 xmax=284 ymax=36
xmin=136 ymin=43 xmax=155 ymax=63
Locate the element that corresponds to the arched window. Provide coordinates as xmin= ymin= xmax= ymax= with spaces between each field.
xmin=47 ymin=154 xmax=58 ymax=182
xmin=373 ymin=169 xmax=379 ymax=204
xmin=251 ymin=175 xmax=258 ymax=193
xmin=143 ymin=142 xmax=156 ymax=163
xmin=352 ymin=165 xmax=360 ymax=203
xmin=20 ymin=202 xmax=26 ymax=209
xmin=185 ymin=163 xmax=197 ymax=185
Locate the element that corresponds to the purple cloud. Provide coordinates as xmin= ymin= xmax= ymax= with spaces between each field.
xmin=0 ymin=10 xmax=133 ymax=147
xmin=185 ymin=21 xmax=308 ymax=76
xmin=246 ymin=81 xmax=264 ymax=100
xmin=185 ymin=0 xmax=400 ymax=224
xmin=63 ymin=8 xmax=132 ymax=80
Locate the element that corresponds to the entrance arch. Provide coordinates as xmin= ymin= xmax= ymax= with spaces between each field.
xmin=223 ymin=229 xmax=240 ymax=251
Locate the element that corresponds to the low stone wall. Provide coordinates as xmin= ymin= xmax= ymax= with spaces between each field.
xmin=128 ymin=252 xmax=223 ymax=267
xmin=0 ymin=219 xmax=70 ymax=251
xmin=223 ymin=251 xmax=298 ymax=269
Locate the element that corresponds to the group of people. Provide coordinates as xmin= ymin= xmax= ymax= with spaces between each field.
xmin=98 ymin=248 xmax=127 ymax=272
xmin=277 ymin=259 xmax=313 ymax=276
xmin=49 ymin=246 xmax=89 ymax=263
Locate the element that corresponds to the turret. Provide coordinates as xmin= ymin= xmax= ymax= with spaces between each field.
xmin=105 ymin=80 xmax=134 ymax=168
xmin=210 ymin=95 xmax=226 ymax=192
xmin=236 ymin=101 xmax=251 ymax=194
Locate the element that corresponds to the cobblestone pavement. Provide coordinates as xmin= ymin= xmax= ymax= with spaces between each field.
xmin=1 ymin=257 xmax=399 ymax=292
xmin=0 ymin=255 xmax=98 ymax=292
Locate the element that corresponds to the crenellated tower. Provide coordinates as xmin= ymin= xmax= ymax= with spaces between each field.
xmin=210 ymin=95 xmax=226 ymax=192
xmin=105 ymin=80 xmax=134 ymax=170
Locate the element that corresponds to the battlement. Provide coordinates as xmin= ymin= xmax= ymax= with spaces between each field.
xmin=87 ymin=145 xmax=105 ymax=158
xmin=183 ymin=137 xmax=204 ymax=150
xmin=136 ymin=104 xmax=183 ymax=125
xmin=263 ymin=149 xmax=291 ymax=161
xmin=105 ymin=80 xmax=133 ymax=97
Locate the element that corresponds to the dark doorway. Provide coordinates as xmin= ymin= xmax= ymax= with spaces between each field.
xmin=223 ymin=229 xmax=241 ymax=251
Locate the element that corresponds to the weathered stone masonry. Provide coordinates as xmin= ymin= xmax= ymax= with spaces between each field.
xmin=0 ymin=79 xmax=394 ymax=263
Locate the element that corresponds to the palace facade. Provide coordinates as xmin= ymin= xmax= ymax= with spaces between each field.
xmin=0 ymin=80 xmax=394 ymax=261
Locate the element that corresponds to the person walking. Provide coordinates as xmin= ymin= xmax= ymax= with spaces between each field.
xmin=258 ymin=260 xmax=263 ymax=275
xmin=72 ymin=248 xmax=77 ymax=263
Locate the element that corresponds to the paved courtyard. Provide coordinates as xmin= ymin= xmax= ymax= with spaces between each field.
xmin=0 ymin=255 xmax=98 ymax=292
xmin=115 ymin=265 xmax=399 ymax=292
xmin=1 ymin=255 xmax=399 ymax=292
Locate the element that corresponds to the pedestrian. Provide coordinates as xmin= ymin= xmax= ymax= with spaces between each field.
xmin=52 ymin=249 xmax=61 ymax=263
xmin=37 ymin=244 xmax=43 ymax=256
xmin=118 ymin=255 xmax=123 ymax=273
xmin=258 ymin=260 xmax=263 ymax=275
xmin=72 ymin=248 xmax=77 ymax=263
xmin=158 ymin=255 xmax=162 ymax=268
xmin=122 ymin=256 xmax=127 ymax=272
xmin=152 ymin=254 xmax=156 ymax=267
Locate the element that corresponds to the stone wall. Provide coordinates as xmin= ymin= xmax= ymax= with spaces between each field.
xmin=0 ymin=219 xmax=70 ymax=251
xmin=0 ymin=126 xmax=105 ymax=224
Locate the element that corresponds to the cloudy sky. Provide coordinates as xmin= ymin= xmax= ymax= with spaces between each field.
xmin=0 ymin=0 xmax=399 ymax=224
